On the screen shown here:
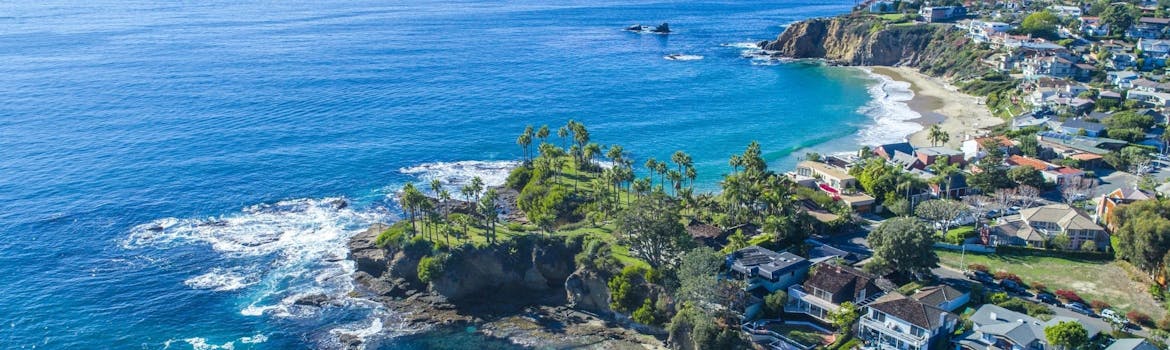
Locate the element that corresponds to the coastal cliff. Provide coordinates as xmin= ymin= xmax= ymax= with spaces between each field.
xmin=761 ymin=16 xmax=988 ymax=78
xmin=347 ymin=224 xmax=658 ymax=348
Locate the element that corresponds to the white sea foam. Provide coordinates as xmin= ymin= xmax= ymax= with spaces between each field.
xmin=183 ymin=337 xmax=235 ymax=350
xmin=664 ymin=54 xmax=703 ymax=61
xmin=239 ymin=333 xmax=268 ymax=344
xmin=854 ymin=68 xmax=924 ymax=146
xmin=125 ymin=197 xmax=408 ymax=348
xmin=184 ymin=268 xmax=257 ymax=291
xmin=399 ymin=160 xmax=519 ymax=193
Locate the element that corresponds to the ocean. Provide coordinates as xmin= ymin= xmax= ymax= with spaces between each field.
xmin=0 ymin=1 xmax=921 ymax=348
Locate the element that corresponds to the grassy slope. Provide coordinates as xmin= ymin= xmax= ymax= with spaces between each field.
xmin=935 ymin=249 xmax=1165 ymax=319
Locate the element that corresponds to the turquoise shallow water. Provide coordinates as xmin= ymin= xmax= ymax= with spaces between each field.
xmin=0 ymin=1 xmax=905 ymax=348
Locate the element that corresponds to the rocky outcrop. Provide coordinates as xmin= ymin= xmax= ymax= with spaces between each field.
xmin=427 ymin=239 xmax=576 ymax=301
xmin=760 ymin=16 xmax=958 ymax=67
xmin=565 ymin=268 xmax=613 ymax=317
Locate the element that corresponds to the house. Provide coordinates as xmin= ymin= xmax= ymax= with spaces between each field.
xmin=1127 ymin=90 xmax=1170 ymax=107
xmin=1006 ymin=155 xmax=1085 ymax=185
xmin=1126 ymin=17 xmax=1170 ymax=40
xmin=1049 ymin=5 xmax=1082 ymax=18
xmin=1105 ymin=339 xmax=1162 ymax=350
xmin=875 ymin=142 xmax=916 ymax=161
xmin=1069 ymin=152 xmax=1105 ymax=169
xmin=962 ymin=136 xmax=1016 ymax=161
xmin=726 ymin=246 xmax=810 ymax=293
xmin=1130 ymin=78 xmax=1170 ymax=93
xmin=1096 ymin=187 xmax=1156 ymax=231
xmin=969 ymin=21 xmax=1012 ymax=42
xmin=804 ymin=239 xmax=867 ymax=265
xmin=1054 ymin=118 xmax=1106 ymax=137
xmin=1037 ymin=132 xmax=1128 ymax=156
xmin=926 ymin=171 xmax=970 ymax=199
xmin=795 ymin=160 xmax=856 ymax=191
xmin=869 ymin=0 xmax=896 ymax=13
xmin=786 ymin=263 xmax=884 ymax=324
xmin=916 ymin=147 xmax=965 ymax=168
xmin=1138 ymin=39 xmax=1170 ymax=68
xmin=1080 ymin=16 xmax=1110 ymax=37
xmin=993 ymin=204 xmax=1109 ymax=250
xmin=1011 ymin=111 xmax=1052 ymax=131
xmin=1108 ymin=70 xmax=1140 ymax=88
xmin=1021 ymin=55 xmax=1076 ymax=79
xmin=919 ymin=6 xmax=966 ymax=23
xmin=891 ymin=151 xmax=925 ymax=171
xmin=956 ymin=304 xmax=1101 ymax=350
xmin=909 ymin=285 xmax=970 ymax=312
xmin=858 ymin=293 xmax=956 ymax=350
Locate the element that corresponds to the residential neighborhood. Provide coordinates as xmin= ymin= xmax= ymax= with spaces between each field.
xmin=723 ymin=2 xmax=1170 ymax=349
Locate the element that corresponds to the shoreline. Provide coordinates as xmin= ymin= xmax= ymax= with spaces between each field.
xmin=866 ymin=66 xmax=1003 ymax=148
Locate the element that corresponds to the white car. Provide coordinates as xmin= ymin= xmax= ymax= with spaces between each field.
xmin=1101 ymin=309 xmax=1125 ymax=324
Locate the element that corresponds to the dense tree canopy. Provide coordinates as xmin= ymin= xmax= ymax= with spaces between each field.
xmin=616 ymin=193 xmax=694 ymax=268
xmin=1114 ymin=198 xmax=1170 ymax=277
xmin=866 ymin=217 xmax=939 ymax=276
xmin=1020 ymin=11 xmax=1059 ymax=38
xmin=1044 ymin=321 xmax=1089 ymax=350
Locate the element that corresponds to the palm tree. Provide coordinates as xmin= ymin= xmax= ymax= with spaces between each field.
xmin=671 ymin=151 xmax=692 ymax=179
xmin=1161 ymin=128 xmax=1170 ymax=155
xmin=469 ymin=176 xmax=484 ymax=206
xmin=479 ymin=189 xmax=500 ymax=244
xmin=928 ymin=124 xmax=950 ymax=147
xmin=606 ymin=145 xmax=625 ymax=169
xmin=517 ymin=125 xmax=534 ymax=162
xmin=667 ymin=169 xmax=682 ymax=196
xmin=399 ymin=183 xmax=421 ymax=235
xmin=460 ymin=184 xmax=475 ymax=215
xmin=584 ymin=143 xmax=602 ymax=170
xmin=557 ymin=125 xmax=569 ymax=151
xmin=439 ymin=189 xmax=452 ymax=245
xmin=729 ymin=154 xmax=743 ymax=174
xmin=536 ymin=125 xmax=550 ymax=144
xmin=655 ymin=162 xmax=668 ymax=189
xmin=928 ymin=157 xmax=960 ymax=199
xmin=644 ymin=158 xmax=658 ymax=184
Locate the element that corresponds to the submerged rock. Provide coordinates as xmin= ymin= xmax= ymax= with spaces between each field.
xmin=625 ymin=24 xmax=646 ymax=32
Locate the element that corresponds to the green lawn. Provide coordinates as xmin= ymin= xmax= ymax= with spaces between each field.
xmin=935 ymin=250 xmax=1164 ymax=319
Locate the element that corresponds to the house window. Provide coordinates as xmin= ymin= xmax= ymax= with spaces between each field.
xmin=875 ymin=312 xmax=886 ymax=322
xmin=912 ymin=327 xmax=925 ymax=337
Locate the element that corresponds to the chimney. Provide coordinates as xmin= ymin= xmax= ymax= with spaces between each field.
xmin=989 ymin=312 xmax=998 ymax=321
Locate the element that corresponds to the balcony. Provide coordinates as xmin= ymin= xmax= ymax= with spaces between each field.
xmin=785 ymin=286 xmax=840 ymax=316
xmin=859 ymin=317 xmax=928 ymax=350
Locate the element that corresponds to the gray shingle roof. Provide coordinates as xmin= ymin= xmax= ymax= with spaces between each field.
xmin=727 ymin=246 xmax=809 ymax=281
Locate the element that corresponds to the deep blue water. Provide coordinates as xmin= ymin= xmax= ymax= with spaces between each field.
xmin=0 ymin=1 xmax=897 ymax=348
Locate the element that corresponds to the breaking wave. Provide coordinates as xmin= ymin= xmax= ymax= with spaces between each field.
xmin=124 ymin=198 xmax=407 ymax=348
xmin=398 ymin=160 xmax=519 ymax=193
xmin=854 ymin=68 xmax=923 ymax=146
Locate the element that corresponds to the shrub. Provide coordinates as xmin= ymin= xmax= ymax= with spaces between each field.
xmin=764 ymin=290 xmax=788 ymax=318
xmin=608 ymin=265 xmax=650 ymax=313
xmin=989 ymin=292 xmax=1011 ymax=304
xmin=968 ymin=264 xmax=989 ymax=272
xmin=1128 ymin=311 xmax=1153 ymax=327
xmin=417 ymin=253 xmax=448 ymax=283
xmin=1055 ymin=289 xmax=1082 ymax=303
xmin=1030 ymin=282 xmax=1047 ymax=292
xmin=632 ymin=298 xmax=658 ymax=325
xmin=374 ymin=221 xmax=415 ymax=247
xmin=504 ymin=166 xmax=533 ymax=191
xmin=1089 ymin=300 xmax=1110 ymax=311
xmin=1158 ymin=315 xmax=1170 ymax=331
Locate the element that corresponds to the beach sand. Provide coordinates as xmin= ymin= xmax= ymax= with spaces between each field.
xmin=868 ymin=66 xmax=1003 ymax=148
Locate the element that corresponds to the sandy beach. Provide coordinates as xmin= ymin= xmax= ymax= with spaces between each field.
xmin=868 ymin=66 xmax=1003 ymax=148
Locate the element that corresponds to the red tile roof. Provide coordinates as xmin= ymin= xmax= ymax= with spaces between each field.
xmin=1008 ymin=155 xmax=1051 ymax=171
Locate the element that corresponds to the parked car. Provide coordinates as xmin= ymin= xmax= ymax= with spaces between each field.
xmin=1006 ymin=206 xmax=1021 ymax=214
xmin=1000 ymin=280 xmax=1027 ymax=294
xmin=966 ymin=270 xmax=994 ymax=283
xmin=1066 ymin=302 xmax=1096 ymax=317
xmin=1036 ymin=292 xmax=1058 ymax=305
xmin=1102 ymin=309 xmax=1126 ymax=324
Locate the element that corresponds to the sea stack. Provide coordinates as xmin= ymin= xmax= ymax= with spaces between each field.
xmin=652 ymin=22 xmax=670 ymax=33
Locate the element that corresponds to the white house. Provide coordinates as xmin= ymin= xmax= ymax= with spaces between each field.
xmin=858 ymin=294 xmax=956 ymax=350
xmin=1049 ymin=5 xmax=1082 ymax=18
